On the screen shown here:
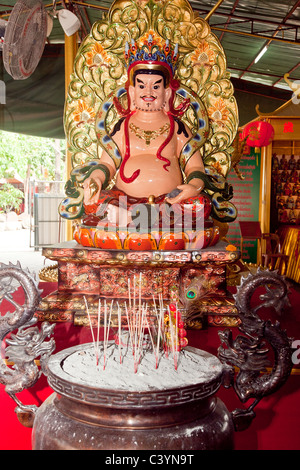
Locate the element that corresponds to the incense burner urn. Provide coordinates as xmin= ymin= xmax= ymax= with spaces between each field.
xmin=32 ymin=344 xmax=234 ymax=451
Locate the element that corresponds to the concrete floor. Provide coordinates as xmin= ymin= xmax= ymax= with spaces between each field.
xmin=0 ymin=229 xmax=46 ymax=278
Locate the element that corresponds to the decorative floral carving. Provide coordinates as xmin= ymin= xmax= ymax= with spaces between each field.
xmin=73 ymin=100 xmax=96 ymax=126
xmin=86 ymin=42 xmax=111 ymax=68
xmin=191 ymin=41 xmax=216 ymax=68
xmin=208 ymin=98 xmax=230 ymax=127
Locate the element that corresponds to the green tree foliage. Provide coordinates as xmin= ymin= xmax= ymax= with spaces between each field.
xmin=0 ymin=130 xmax=66 ymax=180
xmin=0 ymin=183 xmax=24 ymax=213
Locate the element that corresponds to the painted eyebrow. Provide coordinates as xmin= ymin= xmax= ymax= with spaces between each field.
xmin=136 ymin=77 xmax=163 ymax=84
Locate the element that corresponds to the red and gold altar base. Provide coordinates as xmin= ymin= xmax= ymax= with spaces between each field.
xmin=36 ymin=241 xmax=240 ymax=329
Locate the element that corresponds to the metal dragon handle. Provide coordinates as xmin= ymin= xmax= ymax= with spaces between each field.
xmin=0 ymin=263 xmax=55 ymax=428
xmin=218 ymin=268 xmax=293 ymax=431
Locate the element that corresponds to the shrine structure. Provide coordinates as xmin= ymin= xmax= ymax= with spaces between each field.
xmin=0 ymin=1 xmax=294 ymax=452
xmin=37 ymin=0 xmax=241 ymax=328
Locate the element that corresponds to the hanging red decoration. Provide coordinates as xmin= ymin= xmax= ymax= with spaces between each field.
xmin=242 ymin=121 xmax=274 ymax=148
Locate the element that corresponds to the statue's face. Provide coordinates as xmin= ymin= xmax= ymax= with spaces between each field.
xmin=129 ymin=73 xmax=171 ymax=112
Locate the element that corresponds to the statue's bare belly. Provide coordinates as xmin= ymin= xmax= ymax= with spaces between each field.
xmin=116 ymin=153 xmax=182 ymax=198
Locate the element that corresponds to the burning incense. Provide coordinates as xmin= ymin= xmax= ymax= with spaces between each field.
xmin=99 ymin=276 xmax=185 ymax=373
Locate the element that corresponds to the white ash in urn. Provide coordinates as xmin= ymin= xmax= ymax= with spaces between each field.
xmin=61 ymin=342 xmax=223 ymax=392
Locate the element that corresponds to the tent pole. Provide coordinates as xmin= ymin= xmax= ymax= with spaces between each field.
xmin=64 ymin=32 xmax=78 ymax=241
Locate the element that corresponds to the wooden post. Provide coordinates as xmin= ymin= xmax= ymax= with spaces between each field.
xmin=64 ymin=32 xmax=78 ymax=240
xmin=259 ymin=121 xmax=272 ymax=236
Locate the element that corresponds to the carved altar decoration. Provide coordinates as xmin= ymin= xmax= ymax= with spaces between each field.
xmin=59 ymin=0 xmax=239 ymax=252
xmin=37 ymin=242 xmax=240 ymax=327
xmin=40 ymin=0 xmax=240 ymax=328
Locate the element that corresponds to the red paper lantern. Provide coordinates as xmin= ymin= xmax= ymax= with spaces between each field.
xmin=242 ymin=121 xmax=274 ymax=148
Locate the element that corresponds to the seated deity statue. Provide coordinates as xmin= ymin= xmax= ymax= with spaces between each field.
xmin=81 ymin=38 xmax=212 ymax=233
xmin=60 ymin=26 xmax=238 ymax=250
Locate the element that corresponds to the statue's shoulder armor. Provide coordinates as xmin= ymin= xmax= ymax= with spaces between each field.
xmin=110 ymin=116 xmax=126 ymax=137
xmin=174 ymin=116 xmax=189 ymax=138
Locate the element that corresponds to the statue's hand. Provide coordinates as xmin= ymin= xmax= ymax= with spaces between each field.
xmin=165 ymin=183 xmax=203 ymax=205
xmin=83 ymin=170 xmax=103 ymax=205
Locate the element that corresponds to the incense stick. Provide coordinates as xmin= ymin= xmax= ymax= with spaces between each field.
xmin=128 ymin=277 xmax=132 ymax=312
xmin=138 ymin=304 xmax=147 ymax=362
xmin=133 ymin=274 xmax=136 ymax=317
xmin=145 ymin=311 xmax=158 ymax=367
xmin=125 ymin=302 xmax=134 ymax=351
xmin=155 ymin=295 xmax=164 ymax=369
xmin=104 ymin=300 xmax=113 ymax=369
xmin=84 ymin=296 xmax=98 ymax=364
xmin=172 ymin=305 xmax=178 ymax=354
xmin=96 ymin=299 xmax=101 ymax=366
xmin=103 ymin=300 xmax=107 ymax=369
xmin=168 ymin=306 xmax=178 ymax=370
xmin=117 ymin=302 xmax=122 ymax=364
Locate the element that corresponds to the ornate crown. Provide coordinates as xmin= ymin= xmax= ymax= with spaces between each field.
xmin=125 ymin=32 xmax=179 ymax=87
